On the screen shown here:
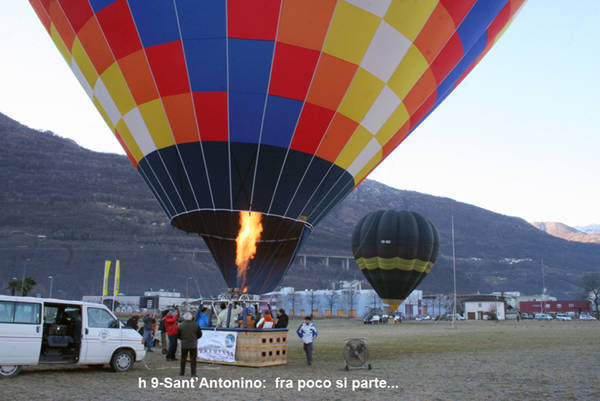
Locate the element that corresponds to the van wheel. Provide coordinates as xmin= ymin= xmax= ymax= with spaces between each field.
xmin=111 ymin=350 xmax=134 ymax=372
xmin=0 ymin=365 xmax=21 ymax=378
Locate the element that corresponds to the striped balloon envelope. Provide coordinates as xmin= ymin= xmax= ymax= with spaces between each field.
xmin=30 ymin=0 xmax=525 ymax=294
xmin=352 ymin=210 xmax=439 ymax=313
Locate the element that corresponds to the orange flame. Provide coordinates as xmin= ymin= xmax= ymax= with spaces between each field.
xmin=235 ymin=211 xmax=263 ymax=289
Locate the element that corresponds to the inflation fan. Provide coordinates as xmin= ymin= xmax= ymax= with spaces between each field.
xmin=343 ymin=338 xmax=372 ymax=371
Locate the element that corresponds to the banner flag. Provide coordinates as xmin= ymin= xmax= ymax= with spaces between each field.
xmin=102 ymin=261 xmax=111 ymax=296
xmin=113 ymin=259 xmax=120 ymax=296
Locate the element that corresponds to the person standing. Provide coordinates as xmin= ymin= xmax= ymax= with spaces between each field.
xmin=232 ymin=303 xmax=243 ymax=327
xmin=297 ymin=316 xmax=318 ymax=365
xmin=126 ymin=315 xmax=140 ymax=330
xmin=216 ymin=303 xmax=229 ymax=327
xmin=142 ymin=310 xmax=155 ymax=352
xmin=164 ymin=307 xmax=180 ymax=361
xmin=159 ymin=309 xmax=169 ymax=355
xmin=178 ymin=312 xmax=202 ymax=376
xmin=275 ymin=308 xmax=289 ymax=328
xmin=257 ymin=310 xmax=274 ymax=328
xmin=195 ymin=307 xmax=210 ymax=328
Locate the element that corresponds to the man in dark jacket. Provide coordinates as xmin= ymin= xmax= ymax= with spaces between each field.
xmin=275 ymin=308 xmax=289 ymax=328
xmin=177 ymin=312 xmax=202 ymax=376
xmin=126 ymin=315 xmax=139 ymax=330
xmin=142 ymin=311 xmax=155 ymax=352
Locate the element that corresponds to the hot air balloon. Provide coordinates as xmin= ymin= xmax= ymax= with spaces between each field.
xmin=352 ymin=210 xmax=439 ymax=313
xmin=29 ymin=0 xmax=524 ymax=294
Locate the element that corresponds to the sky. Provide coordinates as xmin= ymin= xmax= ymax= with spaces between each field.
xmin=1 ymin=1 xmax=598 ymax=228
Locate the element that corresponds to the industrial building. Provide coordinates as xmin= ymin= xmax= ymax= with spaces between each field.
xmin=263 ymin=281 xmax=423 ymax=318
xmin=520 ymin=300 xmax=592 ymax=316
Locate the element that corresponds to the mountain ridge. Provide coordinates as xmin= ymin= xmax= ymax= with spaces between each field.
xmin=1 ymin=112 xmax=599 ymax=300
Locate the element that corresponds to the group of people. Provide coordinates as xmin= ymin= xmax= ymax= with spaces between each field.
xmin=126 ymin=305 xmax=296 ymax=374
xmin=134 ymin=307 xmax=202 ymax=375
xmin=215 ymin=303 xmax=289 ymax=329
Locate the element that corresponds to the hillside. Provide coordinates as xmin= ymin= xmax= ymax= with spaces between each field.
xmin=1 ymin=112 xmax=599 ymax=300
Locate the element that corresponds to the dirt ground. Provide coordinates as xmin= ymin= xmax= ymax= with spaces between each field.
xmin=2 ymin=319 xmax=599 ymax=401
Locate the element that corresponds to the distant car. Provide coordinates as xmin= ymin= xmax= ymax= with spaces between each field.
xmin=363 ymin=314 xmax=381 ymax=324
xmin=579 ymin=314 xmax=597 ymax=321
xmin=535 ymin=313 xmax=553 ymax=320
xmin=520 ymin=313 xmax=534 ymax=319
xmin=446 ymin=313 xmax=465 ymax=321
xmin=423 ymin=315 xmax=432 ymax=320
xmin=555 ymin=313 xmax=572 ymax=321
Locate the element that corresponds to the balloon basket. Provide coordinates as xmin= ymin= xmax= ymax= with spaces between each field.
xmin=197 ymin=328 xmax=288 ymax=367
xmin=193 ymin=292 xmax=288 ymax=367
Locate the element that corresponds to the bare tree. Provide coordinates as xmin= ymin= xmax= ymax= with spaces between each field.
xmin=309 ymin=290 xmax=318 ymax=317
xmin=582 ymin=273 xmax=600 ymax=319
xmin=273 ymin=293 xmax=284 ymax=312
xmin=346 ymin=288 xmax=357 ymax=318
xmin=288 ymin=291 xmax=297 ymax=317
xmin=325 ymin=291 xmax=336 ymax=317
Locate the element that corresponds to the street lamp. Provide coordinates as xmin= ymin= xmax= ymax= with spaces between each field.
xmin=10 ymin=277 xmax=17 ymax=296
xmin=22 ymin=258 xmax=30 ymax=296
xmin=186 ymin=277 xmax=193 ymax=298
xmin=48 ymin=275 xmax=54 ymax=298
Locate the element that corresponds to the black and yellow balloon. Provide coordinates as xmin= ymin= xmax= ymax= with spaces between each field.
xmin=352 ymin=210 xmax=439 ymax=313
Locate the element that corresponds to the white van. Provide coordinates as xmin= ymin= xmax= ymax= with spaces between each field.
xmin=0 ymin=295 xmax=146 ymax=378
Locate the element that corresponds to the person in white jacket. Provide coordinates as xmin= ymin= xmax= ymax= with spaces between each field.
xmin=296 ymin=316 xmax=318 ymax=365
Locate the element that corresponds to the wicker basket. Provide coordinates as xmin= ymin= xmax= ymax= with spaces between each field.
xmin=198 ymin=329 xmax=288 ymax=367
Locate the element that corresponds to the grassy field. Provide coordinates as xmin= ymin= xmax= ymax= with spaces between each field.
xmin=2 ymin=319 xmax=599 ymax=400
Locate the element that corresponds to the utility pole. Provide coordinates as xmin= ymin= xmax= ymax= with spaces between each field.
xmin=541 ymin=258 xmax=546 ymax=313
xmin=452 ymin=215 xmax=458 ymax=328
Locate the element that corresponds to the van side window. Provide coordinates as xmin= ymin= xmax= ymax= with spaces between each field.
xmin=14 ymin=303 xmax=41 ymax=324
xmin=0 ymin=301 xmax=15 ymax=323
xmin=0 ymin=301 xmax=41 ymax=324
xmin=87 ymin=308 xmax=118 ymax=328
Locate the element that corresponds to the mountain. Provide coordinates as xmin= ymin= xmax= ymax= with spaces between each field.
xmin=1 ymin=112 xmax=599 ymax=300
xmin=576 ymin=224 xmax=600 ymax=234
xmin=530 ymin=222 xmax=600 ymax=244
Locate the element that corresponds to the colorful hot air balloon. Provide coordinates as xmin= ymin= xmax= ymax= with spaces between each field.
xmin=29 ymin=0 xmax=524 ymax=293
xmin=352 ymin=210 xmax=439 ymax=312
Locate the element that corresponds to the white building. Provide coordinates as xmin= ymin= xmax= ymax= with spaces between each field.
xmin=464 ymin=301 xmax=506 ymax=320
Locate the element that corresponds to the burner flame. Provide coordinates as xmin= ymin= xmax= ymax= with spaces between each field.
xmin=235 ymin=212 xmax=263 ymax=289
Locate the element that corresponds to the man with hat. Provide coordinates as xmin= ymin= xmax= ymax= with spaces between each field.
xmin=178 ymin=312 xmax=202 ymax=376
